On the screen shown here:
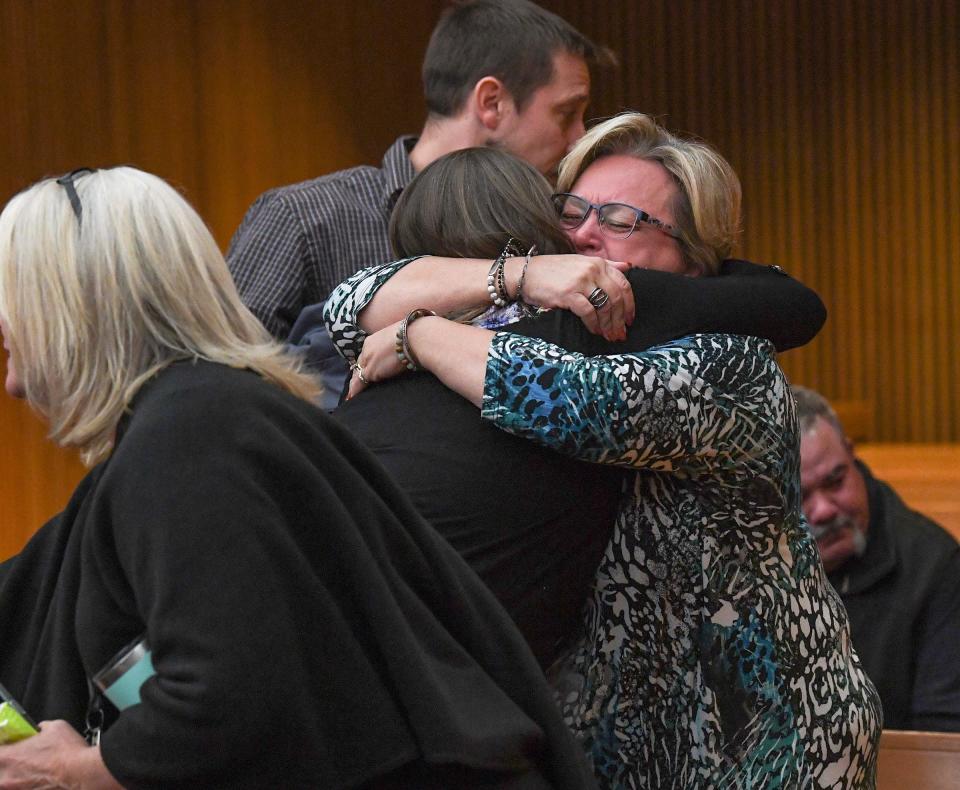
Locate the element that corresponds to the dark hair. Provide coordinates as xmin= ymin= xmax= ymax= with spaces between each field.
xmin=422 ymin=0 xmax=614 ymax=117
xmin=389 ymin=147 xmax=573 ymax=260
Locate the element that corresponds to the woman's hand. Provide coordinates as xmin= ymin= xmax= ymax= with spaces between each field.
xmin=0 ymin=720 xmax=122 ymax=789
xmin=516 ymin=255 xmax=634 ymax=341
xmin=346 ymin=321 xmax=406 ymax=400
xmin=346 ymin=316 xmax=493 ymax=407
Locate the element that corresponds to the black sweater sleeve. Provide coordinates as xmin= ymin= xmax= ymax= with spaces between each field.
xmin=506 ymin=259 xmax=826 ymax=354
xmin=89 ymin=364 xmax=591 ymax=789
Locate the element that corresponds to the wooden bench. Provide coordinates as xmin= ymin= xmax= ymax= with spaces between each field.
xmin=856 ymin=443 xmax=960 ymax=543
xmin=877 ymin=729 xmax=960 ymax=789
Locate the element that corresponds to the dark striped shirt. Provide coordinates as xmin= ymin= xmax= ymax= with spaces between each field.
xmin=226 ymin=136 xmax=417 ymax=338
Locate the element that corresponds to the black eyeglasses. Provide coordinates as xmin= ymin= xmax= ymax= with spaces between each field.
xmin=56 ymin=168 xmax=97 ymax=224
xmin=551 ymin=192 xmax=681 ymax=240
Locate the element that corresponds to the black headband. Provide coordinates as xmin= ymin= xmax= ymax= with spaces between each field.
xmin=56 ymin=168 xmax=97 ymax=224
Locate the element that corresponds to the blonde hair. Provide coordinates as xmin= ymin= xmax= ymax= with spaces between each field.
xmin=557 ymin=112 xmax=741 ymax=276
xmin=0 ymin=167 xmax=320 ymax=465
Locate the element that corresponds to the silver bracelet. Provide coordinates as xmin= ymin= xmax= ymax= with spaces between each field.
xmin=395 ymin=308 xmax=437 ymax=371
xmin=515 ymin=244 xmax=537 ymax=303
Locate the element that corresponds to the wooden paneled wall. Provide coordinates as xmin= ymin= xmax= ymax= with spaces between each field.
xmin=1 ymin=0 xmax=958 ymax=559
xmin=547 ymin=0 xmax=960 ymax=442
xmin=0 ymin=0 xmax=444 ymax=560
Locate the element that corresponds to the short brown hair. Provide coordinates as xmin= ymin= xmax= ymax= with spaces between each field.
xmin=423 ymin=0 xmax=614 ymax=117
xmin=390 ymin=147 xmax=573 ymax=259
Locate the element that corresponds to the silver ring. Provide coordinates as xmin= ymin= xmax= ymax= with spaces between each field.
xmin=352 ymin=363 xmax=369 ymax=385
xmin=587 ymin=287 xmax=610 ymax=310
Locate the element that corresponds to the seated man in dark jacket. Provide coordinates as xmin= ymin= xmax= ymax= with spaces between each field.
xmin=795 ymin=384 xmax=960 ymax=731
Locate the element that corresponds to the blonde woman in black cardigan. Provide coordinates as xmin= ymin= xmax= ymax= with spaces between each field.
xmin=0 ymin=167 xmax=593 ymax=789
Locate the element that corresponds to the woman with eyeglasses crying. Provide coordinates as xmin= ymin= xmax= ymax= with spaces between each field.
xmin=319 ymin=114 xmax=881 ymax=788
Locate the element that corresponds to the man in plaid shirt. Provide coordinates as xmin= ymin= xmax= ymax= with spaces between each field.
xmin=226 ymin=0 xmax=611 ymax=406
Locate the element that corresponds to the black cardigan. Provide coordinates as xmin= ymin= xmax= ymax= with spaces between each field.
xmin=335 ymin=261 xmax=825 ymax=666
xmin=0 ymin=361 xmax=594 ymax=789
xmin=508 ymin=259 xmax=825 ymax=354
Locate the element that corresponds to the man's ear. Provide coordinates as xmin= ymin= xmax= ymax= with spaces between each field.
xmin=471 ymin=76 xmax=511 ymax=131
xmin=844 ymin=434 xmax=856 ymax=457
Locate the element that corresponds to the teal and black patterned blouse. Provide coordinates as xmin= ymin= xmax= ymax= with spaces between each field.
xmin=484 ymin=331 xmax=880 ymax=789
xmin=326 ymin=260 xmax=881 ymax=789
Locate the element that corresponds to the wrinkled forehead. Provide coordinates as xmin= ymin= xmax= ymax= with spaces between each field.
xmin=799 ymin=419 xmax=851 ymax=481
xmin=571 ymin=154 xmax=680 ymax=221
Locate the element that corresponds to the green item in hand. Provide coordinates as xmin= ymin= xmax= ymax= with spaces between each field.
xmin=0 ymin=699 xmax=38 ymax=744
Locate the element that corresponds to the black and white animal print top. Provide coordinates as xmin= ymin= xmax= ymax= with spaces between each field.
xmin=325 ymin=260 xmax=881 ymax=789
xmin=483 ymin=331 xmax=881 ymax=788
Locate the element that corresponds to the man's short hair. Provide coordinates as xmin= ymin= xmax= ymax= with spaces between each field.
xmin=792 ymin=385 xmax=846 ymax=437
xmin=423 ymin=0 xmax=613 ymax=117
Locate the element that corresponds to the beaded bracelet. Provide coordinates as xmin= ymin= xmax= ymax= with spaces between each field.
xmin=514 ymin=244 xmax=537 ymax=303
xmin=395 ymin=308 xmax=437 ymax=371
xmin=487 ymin=237 xmax=520 ymax=308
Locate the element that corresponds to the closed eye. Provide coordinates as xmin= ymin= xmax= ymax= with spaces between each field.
xmin=604 ymin=217 xmax=635 ymax=231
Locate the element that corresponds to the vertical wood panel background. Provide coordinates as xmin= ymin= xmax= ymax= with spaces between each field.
xmin=0 ymin=0 xmax=446 ymax=560
xmin=1 ymin=0 xmax=958 ymax=559
xmin=549 ymin=0 xmax=959 ymax=446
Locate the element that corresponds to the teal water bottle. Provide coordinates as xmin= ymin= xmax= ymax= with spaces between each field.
xmin=92 ymin=636 xmax=156 ymax=711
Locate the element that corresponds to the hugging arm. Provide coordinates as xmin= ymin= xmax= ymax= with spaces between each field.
xmin=506 ymin=260 xmax=826 ymax=354
xmin=480 ymin=332 xmax=785 ymax=474
xmin=343 ymin=256 xmax=821 ymax=440
xmin=327 ymin=257 xmax=824 ymax=368
xmin=322 ymin=254 xmax=635 ymax=365
xmin=323 ymin=256 xmax=423 ymax=366
xmin=391 ymin=318 xmax=784 ymax=474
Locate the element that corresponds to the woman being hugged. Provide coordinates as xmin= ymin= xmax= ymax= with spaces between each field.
xmin=328 ymin=114 xmax=881 ymax=788
xmin=0 ymin=167 xmax=594 ymax=789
